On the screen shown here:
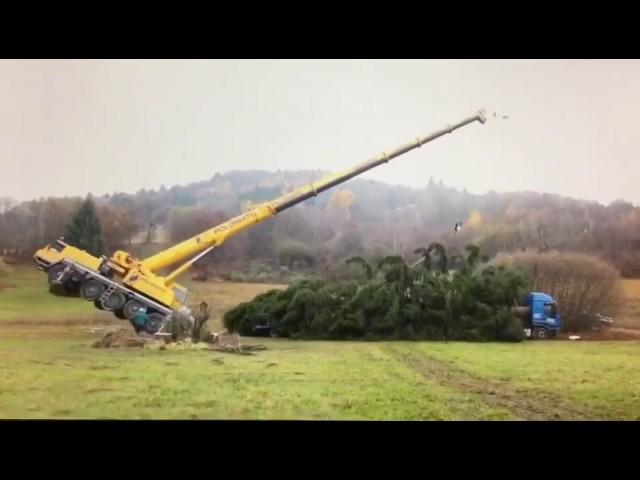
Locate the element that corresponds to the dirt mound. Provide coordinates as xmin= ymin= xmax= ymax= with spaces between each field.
xmin=92 ymin=328 xmax=152 ymax=348
xmin=91 ymin=325 xmax=267 ymax=353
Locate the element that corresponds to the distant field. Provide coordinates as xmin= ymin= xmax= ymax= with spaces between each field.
xmin=1 ymin=264 xmax=639 ymax=420
xmin=0 ymin=266 xmax=100 ymax=323
xmin=181 ymin=278 xmax=285 ymax=331
xmin=618 ymin=279 xmax=640 ymax=329
xmin=0 ymin=265 xmax=283 ymax=329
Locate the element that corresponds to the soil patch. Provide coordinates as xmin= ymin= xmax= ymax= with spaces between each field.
xmin=91 ymin=327 xmax=267 ymax=354
xmin=0 ymin=282 xmax=16 ymax=293
xmin=92 ymin=328 xmax=151 ymax=348
xmin=559 ymin=327 xmax=640 ymax=341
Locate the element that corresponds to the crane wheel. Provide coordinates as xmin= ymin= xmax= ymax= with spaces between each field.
xmin=65 ymin=281 xmax=81 ymax=296
xmin=94 ymin=299 xmax=105 ymax=310
xmin=47 ymin=264 xmax=67 ymax=285
xmin=114 ymin=308 xmax=127 ymax=320
xmin=101 ymin=291 xmax=127 ymax=311
xmin=123 ymin=299 xmax=145 ymax=320
xmin=144 ymin=313 xmax=165 ymax=334
xmin=80 ymin=280 xmax=105 ymax=301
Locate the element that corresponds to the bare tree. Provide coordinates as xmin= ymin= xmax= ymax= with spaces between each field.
xmin=492 ymin=251 xmax=623 ymax=331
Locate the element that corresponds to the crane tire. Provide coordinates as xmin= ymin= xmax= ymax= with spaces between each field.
xmin=123 ymin=299 xmax=146 ymax=320
xmin=47 ymin=264 xmax=67 ymax=285
xmin=80 ymin=279 xmax=105 ymax=301
xmin=144 ymin=313 xmax=165 ymax=334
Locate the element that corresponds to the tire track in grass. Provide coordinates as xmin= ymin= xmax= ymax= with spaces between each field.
xmin=384 ymin=345 xmax=593 ymax=420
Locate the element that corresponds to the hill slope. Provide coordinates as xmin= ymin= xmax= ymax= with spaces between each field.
xmin=2 ymin=170 xmax=640 ymax=276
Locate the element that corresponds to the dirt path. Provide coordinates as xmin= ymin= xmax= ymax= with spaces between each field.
xmin=384 ymin=346 xmax=593 ymax=420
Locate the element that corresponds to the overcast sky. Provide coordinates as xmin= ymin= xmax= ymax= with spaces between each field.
xmin=1 ymin=59 xmax=639 ymax=205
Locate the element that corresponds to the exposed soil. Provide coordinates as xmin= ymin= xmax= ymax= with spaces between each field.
xmin=0 ymin=282 xmax=16 ymax=293
xmin=91 ymin=327 xmax=267 ymax=354
xmin=385 ymin=346 xmax=593 ymax=420
xmin=558 ymin=327 xmax=640 ymax=341
xmin=92 ymin=328 xmax=151 ymax=348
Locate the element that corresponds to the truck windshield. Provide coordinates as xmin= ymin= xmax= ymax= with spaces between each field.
xmin=544 ymin=303 xmax=557 ymax=317
xmin=51 ymin=241 xmax=65 ymax=252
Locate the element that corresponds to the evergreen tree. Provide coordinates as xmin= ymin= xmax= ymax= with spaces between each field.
xmin=64 ymin=195 xmax=104 ymax=256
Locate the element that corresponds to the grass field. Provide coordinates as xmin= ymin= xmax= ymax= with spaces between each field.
xmin=0 ymin=265 xmax=639 ymax=420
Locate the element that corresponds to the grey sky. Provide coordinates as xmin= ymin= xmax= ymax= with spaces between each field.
xmin=1 ymin=59 xmax=639 ymax=205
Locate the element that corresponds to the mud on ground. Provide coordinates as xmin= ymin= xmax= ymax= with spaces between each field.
xmin=0 ymin=282 xmax=16 ymax=293
xmin=91 ymin=327 xmax=267 ymax=354
xmin=558 ymin=327 xmax=640 ymax=341
xmin=92 ymin=328 xmax=151 ymax=348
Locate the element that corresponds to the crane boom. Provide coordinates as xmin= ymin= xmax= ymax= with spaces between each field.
xmin=33 ymin=109 xmax=490 ymax=334
xmin=142 ymin=110 xmax=487 ymax=273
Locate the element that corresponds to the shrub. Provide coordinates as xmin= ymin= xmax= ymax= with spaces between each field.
xmin=492 ymin=251 xmax=623 ymax=331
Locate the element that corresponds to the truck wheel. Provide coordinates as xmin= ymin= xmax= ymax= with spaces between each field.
xmin=114 ymin=308 xmax=127 ymax=320
xmin=101 ymin=291 xmax=127 ymax=311
xmin=123 ymin=299 xmax=145 ymax=320
xmin=145 ymin=313 xmax=165 ymax=334
xmin=532 ymin=327 xmax=549 ymax=340
xmin=80 ymin=280 xmax=105 ymax=301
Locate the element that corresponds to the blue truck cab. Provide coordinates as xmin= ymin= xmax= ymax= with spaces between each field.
xmin=522 ymin=292 xmax=562 ymax=339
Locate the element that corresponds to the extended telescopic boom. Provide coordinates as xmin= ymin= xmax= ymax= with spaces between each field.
xmin=142 ymin=110 xmax=488 ymax=276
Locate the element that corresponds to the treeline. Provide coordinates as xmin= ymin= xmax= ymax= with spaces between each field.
xmin=1 ymin=170 xmax=639 ymax=276
xmin=0 ymin=196 xmax=139 ymax=257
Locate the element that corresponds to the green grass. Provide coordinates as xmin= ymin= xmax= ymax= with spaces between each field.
xmin=1 ymin=264 xmax=639 ymax=419
xmin=399 ymin=342 xmax=640 ymax=420
xmin=1 ymin=334 xmax=639 ymax=419
xmin=0 ymin=266 xmax=100 ymax=322
xmin=0 ymin=336 xmax=520 ymax=419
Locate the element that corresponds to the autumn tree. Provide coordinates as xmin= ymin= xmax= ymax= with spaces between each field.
xmin=328 ymin=189 xmax=356 ymax=221
xmin=98 ymin=205 xmax=140 ymax=252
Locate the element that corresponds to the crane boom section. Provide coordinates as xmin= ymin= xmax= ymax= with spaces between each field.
xmin=141 ymin=203 xmax=275 ymax=272
xmin=272 ymin=111 xmax=485 ymax=213
xmin=141 ymin=110 xmax=486 ymax=272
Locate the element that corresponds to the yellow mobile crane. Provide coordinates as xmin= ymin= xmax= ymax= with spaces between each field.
xmin=34 ymin=110 xmax=487 ymax=334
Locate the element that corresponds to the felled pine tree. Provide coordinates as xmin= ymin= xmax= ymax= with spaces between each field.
xmin=223 ymin=245 xmax=530 ymax=342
